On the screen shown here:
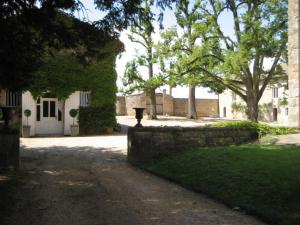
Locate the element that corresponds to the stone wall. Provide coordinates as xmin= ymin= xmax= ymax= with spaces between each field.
xmin=146 ymin=93 xmax=163 ymax=115
xmin=117 ymin=92 xmax=219 ymax=118
xmin=0 ymin=129 xmax=20 ymax=170
xmin=127 ymin=126 xmax=258 ymax=164
xmin=116 ymin=96 xmax=126 ymax=115
xmin=288 ymin=0 xmax=300 ymax=126
xmin=173 ymin=98 xmax=219 ymax=117
xmin=163 ymin=92 xmax=174 ymax=115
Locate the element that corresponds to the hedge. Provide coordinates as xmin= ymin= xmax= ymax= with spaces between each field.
xmin=210 ymin=120 xmax=297 ymax=138
xmin=78 ymin=105 xmax=116 ymax=135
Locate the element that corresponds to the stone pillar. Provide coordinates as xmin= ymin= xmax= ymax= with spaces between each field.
xmin=288 ymin=0 xmax=300 ymax=126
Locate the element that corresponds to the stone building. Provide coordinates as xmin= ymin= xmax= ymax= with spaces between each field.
xmin=219 ymin=85 xmax=289 ymax=123
xmin=116 ymin=90 xmax=219 ymax=118
xmin=289 ymin=0 xmax=300 ymax=126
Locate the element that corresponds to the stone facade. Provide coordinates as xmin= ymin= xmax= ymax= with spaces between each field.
xmin=127 ymin=126 xmax=258 ymax=164
xmin=289 ymin=0 xmax=300 ymax=126
xmin=117 ymin=91 xmax=219 ymax=118
xmin=219 ymin=87 xmax=289 ymax=123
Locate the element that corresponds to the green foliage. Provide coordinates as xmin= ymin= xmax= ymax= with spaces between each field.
xmin=158 ymin=1 xmax=224 ymax=93
xmin=69 ymin=109 xmax=78 ymax=118
xmin=30 ymin=40 xmax=120 ymax=105
xmin=231 ymin=102 xmax=246 ymax=114
xmin=122 ymin=0 xmax=164 ymax=95
xmin=211 ymin=120 xmax=297 ymax=138
xmin=279 ymin=96 xmax=288 ymax=107
xmin=24 ymin=109 xmax=31 ymax=118
xmin=78 ymin=106 xmax=116 ymax=135
xmin=158 ymin=0 xmax=288 ymax=121
xmin=144 ymin=144 xmax=300 ymax=225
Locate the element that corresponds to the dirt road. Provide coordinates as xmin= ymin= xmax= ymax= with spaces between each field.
xmin=4 ymin=136 xmax=266 ymax=225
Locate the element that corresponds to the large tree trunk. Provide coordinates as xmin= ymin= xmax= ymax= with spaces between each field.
xmin=148 ymin=88 xmax=157 ymax=119
xmin=148 ymin=57 xmax=157 ymax=119
xmin=246 ymin=97 xmax=259 ymax=122
xmin=187 ymin=85 xmax=197 ymax=119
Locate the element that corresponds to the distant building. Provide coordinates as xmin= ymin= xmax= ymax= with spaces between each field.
xmin=219 ymin=85 xmax=289 ymax=123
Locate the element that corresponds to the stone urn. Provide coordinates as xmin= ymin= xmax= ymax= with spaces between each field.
xmin=70 ymin=125 xmax=79 ymax=136
xmin=22 ymin=125 xmax=31 ymax=138
xmin=133 ymin=107 xmax=145 ymax=127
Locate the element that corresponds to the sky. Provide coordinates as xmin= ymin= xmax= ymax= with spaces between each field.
xmin=78 ymin=0 xmax=235 ymax=99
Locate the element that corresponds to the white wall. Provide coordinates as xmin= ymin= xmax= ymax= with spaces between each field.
xmin=22 ymin=91 xmax=36 ymax=136
xmin=219 ymin=90 xmax=233 ymax=119
xmin=64 ymin=92 xmax=80 ymax=135
xmin=219 ymin=87 xmax=289 ymax=124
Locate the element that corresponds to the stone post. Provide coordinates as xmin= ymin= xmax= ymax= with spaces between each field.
xmin=288 ymin=0 xmax=300 ymax=126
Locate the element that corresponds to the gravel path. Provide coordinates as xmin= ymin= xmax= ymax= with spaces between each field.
xmin=5 ymin=136 xmax=266 ymax=225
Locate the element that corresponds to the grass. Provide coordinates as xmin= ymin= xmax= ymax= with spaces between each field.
xmin=143 ymin=144 xmax=300 ymax=225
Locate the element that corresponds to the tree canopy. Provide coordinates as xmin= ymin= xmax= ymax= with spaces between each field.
xmin=0 ymin=0 xmax=174 ymax=91
xmin=158 ymin=0 xmax=287 ymax=121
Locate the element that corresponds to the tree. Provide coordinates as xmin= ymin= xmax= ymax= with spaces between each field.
xmin=189 ymin=0 xmax=287 ymax=121
xmin=122 ymin=0 xmax=164 ymax=120
xmin=0 ymin=0 xmax=176 ymax=91
xmin=158 ymin=0 xmax=223 ymax=119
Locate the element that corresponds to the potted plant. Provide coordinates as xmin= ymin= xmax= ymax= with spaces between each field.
xmin=69 ymin=109 xmax=79 ymax=136
xmin=23 ymin=109 xmax=31 ymax=138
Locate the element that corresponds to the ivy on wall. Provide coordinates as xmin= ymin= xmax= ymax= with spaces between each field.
xmin=78 ymin=105 xmax=116 ymax=135
xmin=29 ymin=35 xmax=123 ymax=134
xmin=30 ymin=40 xmax=122 ymax=108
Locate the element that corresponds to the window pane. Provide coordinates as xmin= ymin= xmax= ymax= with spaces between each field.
xmin=58 ymin=109 xmax=62 ymax=121
xmin=50 ymin=101 xmax=56 ymax=117
xmin=43 ymin=101 xmax=49 ymax=117
xmin=36 ymin=105 xmax=40 ymax=121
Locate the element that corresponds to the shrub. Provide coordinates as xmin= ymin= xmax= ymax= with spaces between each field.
xmin=211 ymin=120 xmax=297 ymax=138
xmin=69 ymin=109 xmax=78 ymax=125
xmin=24 ymin=109 xmax=31 ymax=126
xmin=78 ymin=105 xmax=116 ymax=135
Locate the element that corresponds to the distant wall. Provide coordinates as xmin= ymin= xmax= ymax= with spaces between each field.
xmin=173 ymin=98 xmax=219 ymax=117
xmin=117 ymin=92 xmax=219 ymax=118
xmin=163 ymin=93 xmax=174 ymax=116
xmin=127 ymin=126 xmax=258 ymax=164
xmin=116 ymin=96 xmax=126 ymax=115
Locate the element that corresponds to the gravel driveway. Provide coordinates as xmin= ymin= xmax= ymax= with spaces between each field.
xmin=4 ymin=135 xmax=266 ymax=225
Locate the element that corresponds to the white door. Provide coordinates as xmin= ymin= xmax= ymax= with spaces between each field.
xmin=35 ymin=98 xmax=64 ymax=135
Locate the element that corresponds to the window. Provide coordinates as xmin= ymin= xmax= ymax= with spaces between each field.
xmin=80 ymin=92 xmax=91 ymax=107
xmin=50 ymin=101 xmax=56 ymax=117
xmin=36 ymin=98 xmax=41 ymax=121
xmin=43 ymin=101 xmax=49 ymax=117
xmin=273 ymin=108 xmax=278 ymax=121
xmin=5 ymin=91 xmax=21 ymax=107
xmin=223 ymin=107 xmax=227 ymax=117
xmin=43 ymin=100 xmax=56 ymax=118
xmin=286 ymin=108 xmax=288 ymax=116
xmin=36 ymin=105 xmax=40 ymax=121
xmin=58 ymin=109 xmax=62 ymax=121
xmin=272 ymin=87 xmax=278 ymax=98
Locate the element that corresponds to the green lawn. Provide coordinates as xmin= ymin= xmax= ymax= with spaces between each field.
xmin=143 ymin=144 xmax=300 ymax=225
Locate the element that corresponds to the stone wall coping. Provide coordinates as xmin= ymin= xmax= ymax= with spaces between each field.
xmin=128 ymin=126 xmax=254 ymax=132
